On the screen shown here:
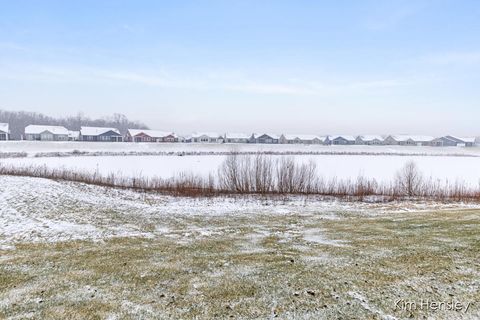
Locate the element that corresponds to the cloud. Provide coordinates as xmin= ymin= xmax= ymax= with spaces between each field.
xmin=0 ymin=61 xmax=418 ymax=97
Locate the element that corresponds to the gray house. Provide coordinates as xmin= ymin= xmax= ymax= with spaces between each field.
xmin=24 ymin=125 xmax=69 ymax=141
xmin=431 ymin=136 xmax=476 ymax=147
xmin=331 ymin=135 xmax=356 ymax=145
xmin=80 ymin=127 xmax=123 ymax=142
xmin=279 ymin=134 xmax=323 ymax=144
xmin=355 ymin=135 xmax=384 ymax=145
xmin=0 ymin=123 xmax=9 ymax=141
xmin=384 ymin=135 xmax=434 ymax=146
xmin=251 ymin=133 xmax=280 ymax=144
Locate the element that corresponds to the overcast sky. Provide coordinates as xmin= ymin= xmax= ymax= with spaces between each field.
xmin=1 ymin=0 xmax=480 ymax=135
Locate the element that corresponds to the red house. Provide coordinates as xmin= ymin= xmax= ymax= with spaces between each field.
xmin=125 ymin=129 xmax=178 ymax=142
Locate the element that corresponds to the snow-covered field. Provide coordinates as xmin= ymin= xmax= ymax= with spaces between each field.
xmin=1 ymin=141 xmax=480 ymax=156
xmin=2 ymin=175 xmax=470 ymax=246
xmin=1 ymin=175 xmax=479 ymax=319
xmin=2 ymin=153 xmax=480 ymax=186
xmin=2 ymin=142 xmax=480 ymax=318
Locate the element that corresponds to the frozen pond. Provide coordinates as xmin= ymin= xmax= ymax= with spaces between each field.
xmin=2 ymin=154 xmax=480 ymax=186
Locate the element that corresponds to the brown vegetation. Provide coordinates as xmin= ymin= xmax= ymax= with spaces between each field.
xmin=1 ymin=154 xmax=479 ymax=201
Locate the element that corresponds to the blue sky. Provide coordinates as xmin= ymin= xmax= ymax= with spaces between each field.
xmin=1 ymin=0 xmax=480 ymax=135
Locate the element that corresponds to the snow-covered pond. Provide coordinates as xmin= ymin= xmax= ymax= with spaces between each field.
xmin=2 ymin=154 xmax=480 ymax=186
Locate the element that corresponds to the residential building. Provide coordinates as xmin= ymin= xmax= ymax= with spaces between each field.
xmin=186 ymin=132 xmax=224 ymax=143
xmin=80 ymin=127 xmax=123 ymax=142
xmin=279 ymin=134 xmax=324 ymax=144
xmin=331 ymin=135 xmax=356 ymax=145
xmin=355 ymin=135 xmax=384 ymax=145
xmin=24 ymin=125 xmax=69 ymax=141
xmin=224 ymin=133 xmax=251 ymax=143
xmin=125 ymin=129 xmax=178 ymax=142
xmin=431 ymin=136 xmax=476 ymax=147
xmin=384 ymin=135 xmax=434 ymax=146
xmin=68 ymin=131 xmax=80 ymax=141
xmin=251 ymin=133 xmax=280 ymax=144
xmin=0 ymin=123 xmax=9 ymax=141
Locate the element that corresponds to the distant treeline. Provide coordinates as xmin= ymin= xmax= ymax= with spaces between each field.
xmin=0 ymin=109 xmax=149 ymax=140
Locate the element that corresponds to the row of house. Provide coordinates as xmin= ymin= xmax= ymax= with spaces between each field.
xmin=23 ymin=125 xmax=123 ymax=142
xmin=0 ymin=123 xmax=477 ymax=146
xmin=130 ymin=131 xmax=477 ymax=147
xmin=316 ymin=134 xmax=475 ymax=147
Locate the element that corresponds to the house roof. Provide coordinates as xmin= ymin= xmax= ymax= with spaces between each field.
xmin=190 ymin=132 xmax=223 ymax=138
xmin=80 ymin=126 xmax=120 ymax=136
xmin=225 ymin=133 xmax=251 ymax=139
xmin=25 ymin=125 xmax=68 ymax=135
xmin=254 ymin=133 xmax=280 ymax=140
xmin=128 ymin=129 xmax=176 ymax=138
xmin=331 ymin=135 xmax=356 ymax=141
xmin=448 ymin=136 xmax=476 ymax=143
xmin=282 ymin=134 xmax=321 ymax=141
xmin=0 ymin=123 xmax=8 ymax=133
xmin=388 ymin=135 xmax=434 ymax=142
xmin=357 ymin=135 xmax=384 ymax=141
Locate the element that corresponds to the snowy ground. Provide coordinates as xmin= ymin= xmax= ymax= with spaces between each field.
xmin=2 ymin=153 xmax=480 ymax=186
xmin=1 ymin=175 xmax=480 ymax=319
xmin=1 ymin=141 xmax=480 ymax=157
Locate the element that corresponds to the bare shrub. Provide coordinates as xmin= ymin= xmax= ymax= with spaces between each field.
xmin=218 ymin=153 xmax=276 ymax=194
xmin=395 ymin=161 xmax=424 ymax=197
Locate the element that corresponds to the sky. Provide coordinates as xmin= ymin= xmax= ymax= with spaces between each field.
xmin=1 ymin=0 xmax=480 ymax=135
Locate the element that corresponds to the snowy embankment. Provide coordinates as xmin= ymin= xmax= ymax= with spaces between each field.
xmin=1 ymin=175 xmax=478 ymax=246
xmin=2 ymin=175 xmax=479 ymax=319
xmin=1 ymin=141 xmax=480 ymax=158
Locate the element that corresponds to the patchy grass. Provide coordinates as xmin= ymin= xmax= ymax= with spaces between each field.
xmin=1 ymin=208 xmax=480 ymax=319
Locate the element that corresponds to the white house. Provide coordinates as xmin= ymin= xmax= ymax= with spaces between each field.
xmin=224 ymin=133 xmax=251 ymax=143
xmin=280 ymin=134 xmax=323 ymax=144
xmin=24 ymin=125 xmax=69 ymax=141
xmin=126 ymin=129 xmax=178 ymax=142
xmin=68 ymin=131 xmax=80 ymax=141
xmin=384 ymin=135 xmax=434 ymax=146
xmin=355 ymin=135 xmax=384 ymax=145
xmin=187 ymin=132 xmax=224 ymax=143
xmin=80 ymin=127 xmax=123 ymax=142
xmin=0 ymin=123 xmax=9 ymax=141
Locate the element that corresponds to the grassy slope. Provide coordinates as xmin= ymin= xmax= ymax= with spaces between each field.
xmin=1 ymin=209 xmax=479 ymax=319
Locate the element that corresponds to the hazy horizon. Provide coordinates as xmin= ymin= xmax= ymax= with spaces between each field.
xmin=1 ymin=1 xmax=480 ymax=136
